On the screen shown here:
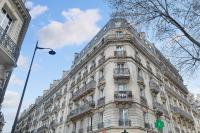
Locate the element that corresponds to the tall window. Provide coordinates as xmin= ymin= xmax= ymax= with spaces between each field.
xmin=143 ymin=112 xmax=148 ymax=124
xmin=117 ymin=83 xmax=127 ymax=91
xmin=88 ymin=116 xmax=93 ymax=131
xmin=80 ymin=119 xmax=83 ymax=129
xmin=140 ymin=87 xmax=145 ymax=97
xmin=119 ymin=109 xmax=128 ymax=123
xmin=99 ymin=87 xmax=104 ymax=98
xmin=0 ymin=8 xmax=12 ymax=32
xmin=138 ymin=67 xmax=143 ymax=79
xmin=99 ymin=69 xmax=104 ymax=79
xmin=73 ymin=122 xmax=76 ymax=131
xmin=99 ymin=112 xmax=104 ymax=123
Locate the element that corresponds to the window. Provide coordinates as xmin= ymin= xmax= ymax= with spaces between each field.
xmin=138 ymin=67 xmax=143 ymax=79
xmin=152 ymin=94 xmax=157 ymax=102
xmin=0 ymin=8 xmax=12 ymax=32
xmin=99 ymin=88 xmax=104 ymax=98
xmin=116 ymin=45 xmax=124 ymax=51
xmin=119 ymin=109 xmax=128 ymax=122
xmin=73 ymin=122 xmax=76 ymax=131
xmin=99 ymin=112 xmax=104 ymax=123
xmin=140 ymin=87 xmax=145 ymax=97
xmin=116 ymin=31 xmax=123 ymax=38
xmin=80 ymin=120 xmax=83 ymax=129
xmin=117 ymin=63 xmax=125 ymax=68
xmin=89 ymin=95 xmax=94 ymax=101
xmin=117 ymin=83 xmax=127 ymax=91
xmin=99 ymin=69 xmax=104 ymax=79
xmin=143 ymin=112 xmax=148 ymax=124
xmin=88 ymin=116 xmax=93 ymax=131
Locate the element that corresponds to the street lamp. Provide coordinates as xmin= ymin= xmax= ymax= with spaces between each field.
xmin=11 ymin=41 xmax=56 ymax=133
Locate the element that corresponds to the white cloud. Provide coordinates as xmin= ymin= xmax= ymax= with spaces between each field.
xmin=25 ymin=1 xmax=48 ymax=19
xmin=25 ymin=1 xmax=34 ymax=9
xmin=38 ymin=8 xmax=101 ymax=49
xmin=30 ymin=5 xmax=48 ymax=19
xmin=17 ymin=54 xmax=28 ymax=69
xmin=9 ymin=75 xmax=23 ymax=86
xmin=2 ymin=90 xmax=20 ymax=108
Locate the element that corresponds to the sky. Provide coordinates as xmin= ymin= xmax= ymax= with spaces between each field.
xmin=1 ymin=0 xmax=200 ymax=132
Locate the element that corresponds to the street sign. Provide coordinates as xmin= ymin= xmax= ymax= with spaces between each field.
xmin=122 ymin=129 xmax=128 ymax=133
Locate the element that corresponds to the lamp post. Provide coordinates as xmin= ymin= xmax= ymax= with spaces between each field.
xmin=11 ymin=41 xmax=56 ymax=133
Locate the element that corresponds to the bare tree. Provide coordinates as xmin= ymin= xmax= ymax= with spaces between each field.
xmin=108 ymin=0 xmax=200 ymax=73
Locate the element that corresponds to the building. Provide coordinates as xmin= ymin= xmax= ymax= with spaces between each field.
xmin=16 ymin=18 xmax=200 ymax=133
xmin=0 ymin=0 xmax=31 ymax=131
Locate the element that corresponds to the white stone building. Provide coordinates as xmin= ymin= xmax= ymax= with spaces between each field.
xmin=0 ymin=0 xmax=31 ymax=131
xmin=16 ymin=18 xmax=200 ymax=133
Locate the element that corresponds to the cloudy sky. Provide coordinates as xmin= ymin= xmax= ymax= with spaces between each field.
xmin=2 ymin=0 xmax=200 ymax=132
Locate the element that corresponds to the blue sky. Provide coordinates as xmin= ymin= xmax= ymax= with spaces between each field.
xmin=1 ymin=0 xmax=200 ymax=132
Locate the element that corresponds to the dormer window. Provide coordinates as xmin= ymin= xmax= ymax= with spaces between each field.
xmin=115 ymin=22 xmax=122 ymax=28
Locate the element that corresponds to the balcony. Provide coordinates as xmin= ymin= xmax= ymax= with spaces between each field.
xmin=153 ymin=101 xmax=168 ymax=116
xmin=0 ymin=26 xmax=19 ymax=65
xmin=37 ymin=125 xmax=48 ymax=133
xmin=149 ymin=80 xmax=160 ymax=94
xmin=113 ymin=68 xmax=130 ymax=80
xmin=170 ymin=105 xmax=193 ymax=122
xmin=114 ymin=50 xmax=126 ymax=57
xmin=40 ymin=112 xmax=49 ymax=121
xmin=97 ymin=97 xmax=105 ymax=107
xmin=98 ymin=56 xmax=105 ymax=65
xmin=140 ymin=96 xmax=148 ymax=106
xmin=98 ymin=122 xmax=104 ymax=129
xmin=79 ymin=128 xmax=83 ymax=133
xmin=44 ymin=98 xmax=53 ymax=109
xmin=67 ymin=101 xmax=95 ymax=121
xmin=165 ymin=85 xmax=190 ymax=106
xmin=55 ymin=92 xmax=62 ymax=100
xmin=72 ymin=80 xmax=96 ymax=101
xmin=114 ymin=91 xmax=133 ymax=104
xmin=119 ymin=119 xmax=131 ymax=126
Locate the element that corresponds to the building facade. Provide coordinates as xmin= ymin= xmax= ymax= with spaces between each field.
xmin=0 ymin=0 xmax=31 ymax=131
xmin=16 ymin=18 xmax=200 ymax=133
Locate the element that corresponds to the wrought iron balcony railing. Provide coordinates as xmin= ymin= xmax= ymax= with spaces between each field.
xmin=114 ymin=91 xmax=133 ymax=103
xmin=67 ymin=101 xmax=95 ymax=121
xmin=72 ymin=80 xmax=96 ymax=101
xmin=149 ymin=80 xmax=160 ymax=94
xmin=97 ymin=97 xmax=105 ymax=107
xmin=165 ymin=85 xmax=190 ymax=106
xmin=113 ymin=68 xmax=130 ymax=79
xmin=0 ymin=26 xmax=19 ymax=63
xmin=153 ymin=101 xmax=168 ymax=116
xmin=119 ymin=119 xmax=131 ymax=126
xmin=170 ymin=105 xmax=193 ymax=122
xmin=44 ymin=98 xmax=53 ymax=109
xmin=114 ymin=50 xmax=126 ymax=57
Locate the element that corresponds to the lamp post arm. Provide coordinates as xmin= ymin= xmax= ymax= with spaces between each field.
xmin=11 ymin=41 xmax=38 ymax=133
